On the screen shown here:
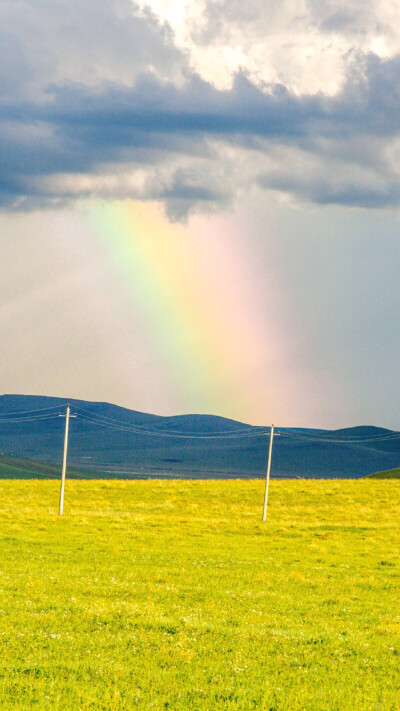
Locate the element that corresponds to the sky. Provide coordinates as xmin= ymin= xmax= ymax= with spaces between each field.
xmin=1 ymin=0 xmax=399 ymax=428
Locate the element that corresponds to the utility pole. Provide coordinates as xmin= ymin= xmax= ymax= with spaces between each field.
xmin=262 ymin=425 xmax=274 ymax=522
xmin=59 ymin=404 xmax=76 ymax=516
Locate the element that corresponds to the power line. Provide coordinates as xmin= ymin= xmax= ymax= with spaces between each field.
xmin=281 ymin=426 xmax=400 ymax=440
xmin=276 ymin=430 xmax=400 ymax=444
xmin=0 ymin=405 xmax=62 ymax=419
xmin=76 ymin=414 xmax=267 ymax=439
xmin=0 ymin=413 xmax=61 ymax=423
xmin=0 ymin=406 xmax=397 ymax=444
xmin=76 ymin=412 xmax=267 ymax=439
xmin=278 ymin=431 xmax=400 ymax=442
xmin=76 ymin=405 xmax=264 ymax=436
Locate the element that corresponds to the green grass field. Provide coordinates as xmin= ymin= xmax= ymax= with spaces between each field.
xmin=0 ymin=479 xmax=399 ymax=710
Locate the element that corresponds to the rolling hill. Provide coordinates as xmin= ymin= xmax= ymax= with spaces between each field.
xmin=369 ymin=467 xmax=400 ymax=479
xmin=0 ymin=394 xmax=399 ymax=479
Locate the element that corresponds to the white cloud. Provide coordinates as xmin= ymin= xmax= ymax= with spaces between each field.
xmin=141 ymin=0 xmax=400 ymax=93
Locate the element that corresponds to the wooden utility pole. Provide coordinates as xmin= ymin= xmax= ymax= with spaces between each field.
xmin=262 ymin=425 xmax=274 ymax=522
xmin=59 ymin=404 xmax=76 ymax=516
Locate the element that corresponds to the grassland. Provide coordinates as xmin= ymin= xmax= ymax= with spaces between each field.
xmin=0 ymin=479 xmax=399 ymax=710
xmin=370 ymin=468 xmax=400 ymax=479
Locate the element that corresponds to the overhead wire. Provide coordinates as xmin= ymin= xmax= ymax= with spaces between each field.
xmin=0 ymin=405 xmax=62 ymax=418
xmin=281 ymin=426 xmax=400 ymax=440
xmin=276 ymin=430 xmax=400 ymax=444
xmin=76 ymin=405 xmax=264 ymax=434
xmin=75 ymin=412 xmax=267 ymax=439
xmin=1 ymin=404 xmax=398 ymax=444
xmin=75 ymin=406 xmax=266 ymax=438
xmin=0 ymin=413 xmax=62 ymax=423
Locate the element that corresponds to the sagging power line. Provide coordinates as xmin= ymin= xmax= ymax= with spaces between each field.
xmin=76 ymin=406 xmax=265 ymax=438
xmin=1 ymin=404 xmax=399 ymax=517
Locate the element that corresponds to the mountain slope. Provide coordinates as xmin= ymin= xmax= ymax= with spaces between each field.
xmin=369 ymin=467 xmax=400 ymax=479
xmin=0 ymin=394 xmax=399 ymax=479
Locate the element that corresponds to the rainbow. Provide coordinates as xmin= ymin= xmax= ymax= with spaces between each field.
xmin=88 ymin=200 xmax=278 ymax=423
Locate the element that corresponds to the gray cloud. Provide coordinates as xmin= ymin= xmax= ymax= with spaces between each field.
xmin=0 ymin=0 xmax=184 ymax=98
xmin=2 ymin=0 xmax=400 ymax=214
xmin=192 ymin=0 xmax=380 ymax=45
xmin=307 ymin=0 xmax=379 ymax=35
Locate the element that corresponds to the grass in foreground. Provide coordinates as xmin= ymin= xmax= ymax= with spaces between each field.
xmin=0 ymin=479 xmax=399 ymax=710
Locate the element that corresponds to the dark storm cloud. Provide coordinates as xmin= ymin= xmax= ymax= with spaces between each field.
xmin=45 ymin=53 xmax=400 ymax=140
xmin=3 ymin=74 xmax=317 ymax=138
xmin=2 ymin=48 xmax=400 ymax=211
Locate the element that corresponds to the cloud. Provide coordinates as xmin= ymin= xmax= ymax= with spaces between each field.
xmin=0 ymin=0 xmax=184 ymax=99
xmin=183 ymin=0 xmax=400 ymax=91
xmin=3 ymin=1 xmax=400 ymax=215
xmin=195 ymin=0 xmax=380 ymax=41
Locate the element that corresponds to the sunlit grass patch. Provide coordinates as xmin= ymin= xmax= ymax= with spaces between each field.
xmin=0 ymin=479 xmax=399 ymax=710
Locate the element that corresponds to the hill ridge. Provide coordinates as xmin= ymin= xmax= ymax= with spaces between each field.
xmin=0 ymin=394 xmax=399 ymax=479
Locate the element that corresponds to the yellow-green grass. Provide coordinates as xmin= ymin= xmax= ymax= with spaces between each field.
xmin=370 ymin=468 xmax=400 ymax=479
xmin=0 ymin=479 xmax=399 ymax=710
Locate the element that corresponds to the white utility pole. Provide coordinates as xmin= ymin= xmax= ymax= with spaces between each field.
xmin=262 ymin=425 xmax=274 ymax=522
xmin=59 ymin=404 xmax=76 ymax=516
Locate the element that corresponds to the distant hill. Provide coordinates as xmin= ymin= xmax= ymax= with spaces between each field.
xmin=0 ymin=394 xmax=399 ymax=479
xmin=369 ymin=468 xmax=400 ymax=479
xmin=0 ymin=455 xmax=93 ymax=480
